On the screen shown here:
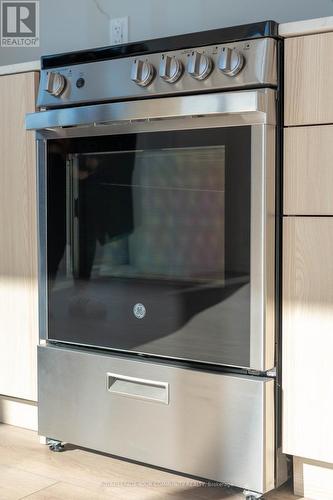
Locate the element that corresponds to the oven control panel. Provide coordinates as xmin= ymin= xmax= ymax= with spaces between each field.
xmin=37 ymin=37 xmax=277 ymax=109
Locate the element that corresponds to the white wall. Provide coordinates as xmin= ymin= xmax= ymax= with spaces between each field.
xmin=0 ymin=0 xmax=333 ymax=66
xmin=102 ymin=0 xmax=333 ymax=41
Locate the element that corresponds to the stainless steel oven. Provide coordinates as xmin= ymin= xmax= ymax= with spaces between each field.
xmin=27 ymin=21 xmax=287 ymax=497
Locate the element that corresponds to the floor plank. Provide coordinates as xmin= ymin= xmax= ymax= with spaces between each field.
xmin=0 ymin=424 xmax=302 ymax=499
xmin=0 ymin=464 xmax=56 ymax=500
xmin=20 ymin=482 xmax=106 ymax=500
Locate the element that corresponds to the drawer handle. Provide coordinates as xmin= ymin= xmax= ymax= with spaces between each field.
xmin=106 ymin=372 xmax=169 ymax=405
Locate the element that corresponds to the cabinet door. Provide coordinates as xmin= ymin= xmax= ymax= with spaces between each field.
xmin=283 ymin=217 xmax=333 ymax=463
xmin=285 ymin=33 xmax=333 ymax=126
xmin=0 ymin=71 xmax=39 ymax=401
xmin=284 ymin=125 xmax=333 ymax=215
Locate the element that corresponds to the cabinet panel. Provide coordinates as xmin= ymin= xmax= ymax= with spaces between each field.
xmin=294 ymin=457 xmax=333 ymax=500
xmin=284 ymin=125 xmax=333 ymax=215
xmin=0 ymin=71 xmax=39 ymax=401
xmin=283 ymin=217 xmax=333 ymax=462
xmin=285 ymin=33 xmax=333 ymax=126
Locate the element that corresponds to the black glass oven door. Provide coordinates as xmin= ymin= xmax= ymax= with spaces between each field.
xmin=47 ymin=127 xmax=251 ymax=368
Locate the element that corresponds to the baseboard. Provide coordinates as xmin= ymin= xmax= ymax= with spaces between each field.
xmin=0 ymin=395 xmax=37 ymax=431
xmin=294 ymin=456 xmax=333 ymax=499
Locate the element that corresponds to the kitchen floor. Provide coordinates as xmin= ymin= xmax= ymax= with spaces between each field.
xmin=0 ymin=424 xmax=302 ymax=500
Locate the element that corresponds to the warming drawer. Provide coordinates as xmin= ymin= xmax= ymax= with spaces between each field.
xmin=38 ymin=345 xmax=275 ymax=493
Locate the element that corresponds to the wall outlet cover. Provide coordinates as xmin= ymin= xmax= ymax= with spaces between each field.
xmin=110 ymin=17 xmax=129 ymax=45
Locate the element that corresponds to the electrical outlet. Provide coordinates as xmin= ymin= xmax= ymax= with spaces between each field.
xmin=110 ymin=17 xmax=128 ymax=45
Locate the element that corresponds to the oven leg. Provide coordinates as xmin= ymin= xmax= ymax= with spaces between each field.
xmin=243 ymin=491 xmax=263 ymax=500
xmin=47 ymin=438 xmax=65 ymax=452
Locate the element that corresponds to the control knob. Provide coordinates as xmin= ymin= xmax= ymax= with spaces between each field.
xmin=131 ymin=59 xmax=155 ymax=87
xmin=159 ymin=55 xmax=183 ymax=83
xmin=187 ymin=51 xmax=213 ymax=80
xmin=44 ymin=72 xmax=67 ymax=97
xmin=218 ymin=47 xmax=245 ymax=76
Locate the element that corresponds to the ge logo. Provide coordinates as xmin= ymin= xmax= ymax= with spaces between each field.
xmin=133 ymin=303 xmax=146 ymax=319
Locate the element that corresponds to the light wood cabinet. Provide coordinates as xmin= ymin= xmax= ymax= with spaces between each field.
xmin=285 ymin=33 xmax=333 ymax=126
xmin=284 ymin=125 xmax=333 ymax=215
xmin=283 ymin=26 xmax=333 ymax=497
xmin=0 ymin=71 xmax=39 ymax=401
xmin=294 ymin=457 xmax=333 ymax=500
xmin=282 ymin=217 xmax=333 ymax=463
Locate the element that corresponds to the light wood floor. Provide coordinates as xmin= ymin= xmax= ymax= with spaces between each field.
xmin=0 ymin=423 xmax=302 ymax=499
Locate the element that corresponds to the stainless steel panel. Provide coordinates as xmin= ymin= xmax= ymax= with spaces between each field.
xmin=38 ymin=345 xmax=275 ymax=493
xmin=37 ymin=38 xmax=277 ymax=108
xmin=32 ymin=112 xmax=273 ymax=140
xmin=36 ymin=138 xmax=47 ymax=341
xmin=27 ymin=88 xmax=276 ymax=131
xmin=250 ymin=125 xmax=276 ymax=371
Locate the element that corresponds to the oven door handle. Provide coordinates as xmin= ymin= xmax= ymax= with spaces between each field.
xmin=26 ymin=89 xmax=275 ymax=130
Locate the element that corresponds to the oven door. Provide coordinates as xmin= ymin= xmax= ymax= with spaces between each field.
xmin=28 ymin=89 xmax=276 ymax=371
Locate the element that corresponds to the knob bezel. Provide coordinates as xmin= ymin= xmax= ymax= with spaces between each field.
xmin=159 ymin=55 xmax=183 ymax=83
xmin=187 ymin=51 xmax=213 ymax=81
xmin=45 ymin=72 xmax=67 ymax=97
xmin=218 ymin=47 xmax=245 ymax=77
xmin=131 ymin=59 xmax=155 ymax=87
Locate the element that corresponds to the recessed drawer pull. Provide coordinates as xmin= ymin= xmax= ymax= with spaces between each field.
xmin=106 ymin=372 xmax=169 ymax=405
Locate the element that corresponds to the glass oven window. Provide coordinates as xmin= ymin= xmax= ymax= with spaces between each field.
xmin=47 ymin=128 xmax=251 ymax=368
xmin=69 ymin=146 xmax=225 ymax=282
